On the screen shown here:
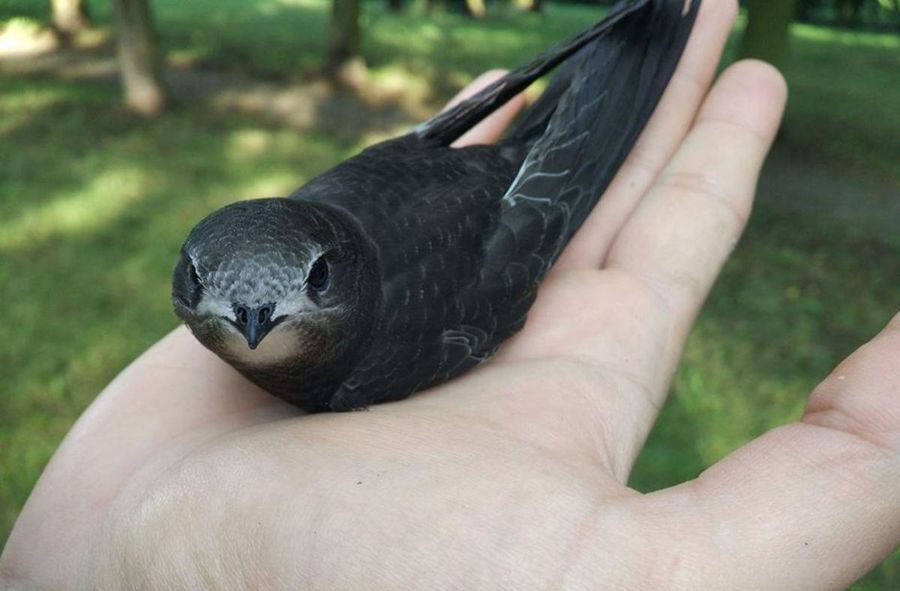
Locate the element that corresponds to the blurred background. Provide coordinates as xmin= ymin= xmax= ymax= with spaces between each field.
xmin=0 ymin=0 xmax=898 ymax=585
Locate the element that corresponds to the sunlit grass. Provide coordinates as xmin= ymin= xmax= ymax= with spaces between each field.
xmin=1 ymin=0 xmax=899 ymax=586
xmin=793 ymin=21 xmax=900 ymax=47
xmin=0 ymin=167 xmax=149 ymax=248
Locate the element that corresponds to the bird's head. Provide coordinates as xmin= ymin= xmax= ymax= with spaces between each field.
xmin=173 ymin=198 xmax=379 ymax=370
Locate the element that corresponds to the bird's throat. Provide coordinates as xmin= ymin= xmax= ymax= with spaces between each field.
xmin=222 ymin=327 xmax=303 ymax=367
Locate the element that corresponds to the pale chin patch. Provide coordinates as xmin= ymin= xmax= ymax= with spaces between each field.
xmin=223 ymin=326 xmax=303 ymax=367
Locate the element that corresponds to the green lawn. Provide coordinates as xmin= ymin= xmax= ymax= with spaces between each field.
xmin=1 ymin=0 xmax=899 ymax=586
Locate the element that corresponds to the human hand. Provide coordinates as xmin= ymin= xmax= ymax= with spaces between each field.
xmin=3 ymin=1 xmax=898 ymax=589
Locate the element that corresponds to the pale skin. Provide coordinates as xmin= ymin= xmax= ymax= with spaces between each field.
xmin=3 ymin=1 xmax=899 ymax=588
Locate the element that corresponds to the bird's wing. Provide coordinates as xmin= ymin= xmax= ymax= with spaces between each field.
xmin=487 ymin=0 xmax=699 ymax=282
xmin=320 ymin=0 xmax=699 ymax=409
xmin=452 ymin=0 xmax=699 ymax=356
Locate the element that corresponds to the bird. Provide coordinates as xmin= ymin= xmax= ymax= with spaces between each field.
xmin=172 ymin=0 xmax=700 ymax=412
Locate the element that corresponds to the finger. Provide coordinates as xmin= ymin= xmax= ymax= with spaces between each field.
xmin=647 ymin=314 xmax=900 ymax=590
xmin=603 ymin=59 xmax=787 ymax=410
xmin=500 ymin=61 xmax=786 ymax=475
xmin=447 ymin=70 xmax=529 ymax=148
xmin=554 ymin=0 xmax=739 ymax=271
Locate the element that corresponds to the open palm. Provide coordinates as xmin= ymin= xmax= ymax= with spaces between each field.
xmin=4 ymin=1 xmax=899 ymax=589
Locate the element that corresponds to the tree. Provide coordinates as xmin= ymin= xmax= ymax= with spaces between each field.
xmin=110 ymin=0 xmax=167 ymax=116
xmin=837 ymin=0 xmax=866 ymax=25
xmin=797 ymin=0 xmax=824 ymax=22
xmin=324 ymin=0 xmax=365 ymax=84
xmin=51 ymin=0 xmax=90 ymax=38
xmin=738 ymin=0 xmax=799 ymax=72
xmin=464 ymin=0 xmax=487 ymax=18
xmin=386 ymin=0 xmax=405 ymax=12
xmin=515 ymin=0 xmax=544 ymax=13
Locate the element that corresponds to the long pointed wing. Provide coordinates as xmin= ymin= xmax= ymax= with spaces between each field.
xmin=485 ymin=0 xmax=700 ymax=284
xmin=413 ymin=0 xmax=651 ymax=147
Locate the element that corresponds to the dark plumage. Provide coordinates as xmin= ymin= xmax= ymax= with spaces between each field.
xmin=173 ymin=0 xmax=700 ymax=411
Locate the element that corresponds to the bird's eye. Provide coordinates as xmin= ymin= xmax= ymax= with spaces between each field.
xmin=307 ymin=256 xmax=330 ymax=291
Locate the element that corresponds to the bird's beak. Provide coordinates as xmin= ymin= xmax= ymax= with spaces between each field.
xmin=233 ymin=304 xmax=277 ymax=350
xmin=244 ymin=317 xmax=267 ymax=350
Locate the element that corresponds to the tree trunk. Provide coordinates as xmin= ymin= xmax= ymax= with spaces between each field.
xmin=837 ymin=0 xmax=865 ymax=26
xmin=111 ymin=0 xmax=167 ymax=117
xmin=464 ymin=0 xmax=486 ymax=19
xmin=738 ymin=0 xmax=799 ymax=72
xmin=324 ymin=0 xmax=365 ymax=84
xmin=515 ymin=0 xmax=544 ymax=12
xmin=387 ymin=0 xmax=404 ymax=12
xmin=52 ymin=0 xmax=90 ymax=38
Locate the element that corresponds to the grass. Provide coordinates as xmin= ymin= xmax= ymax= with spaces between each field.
xmin=2 ymin=0 xmax=899 ymax=586
xmin=784 ymin=21 xmax=900 ymax=184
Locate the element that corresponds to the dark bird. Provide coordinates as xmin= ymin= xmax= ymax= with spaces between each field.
xmin=173 ymin=0 xmax=700 ymax=412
